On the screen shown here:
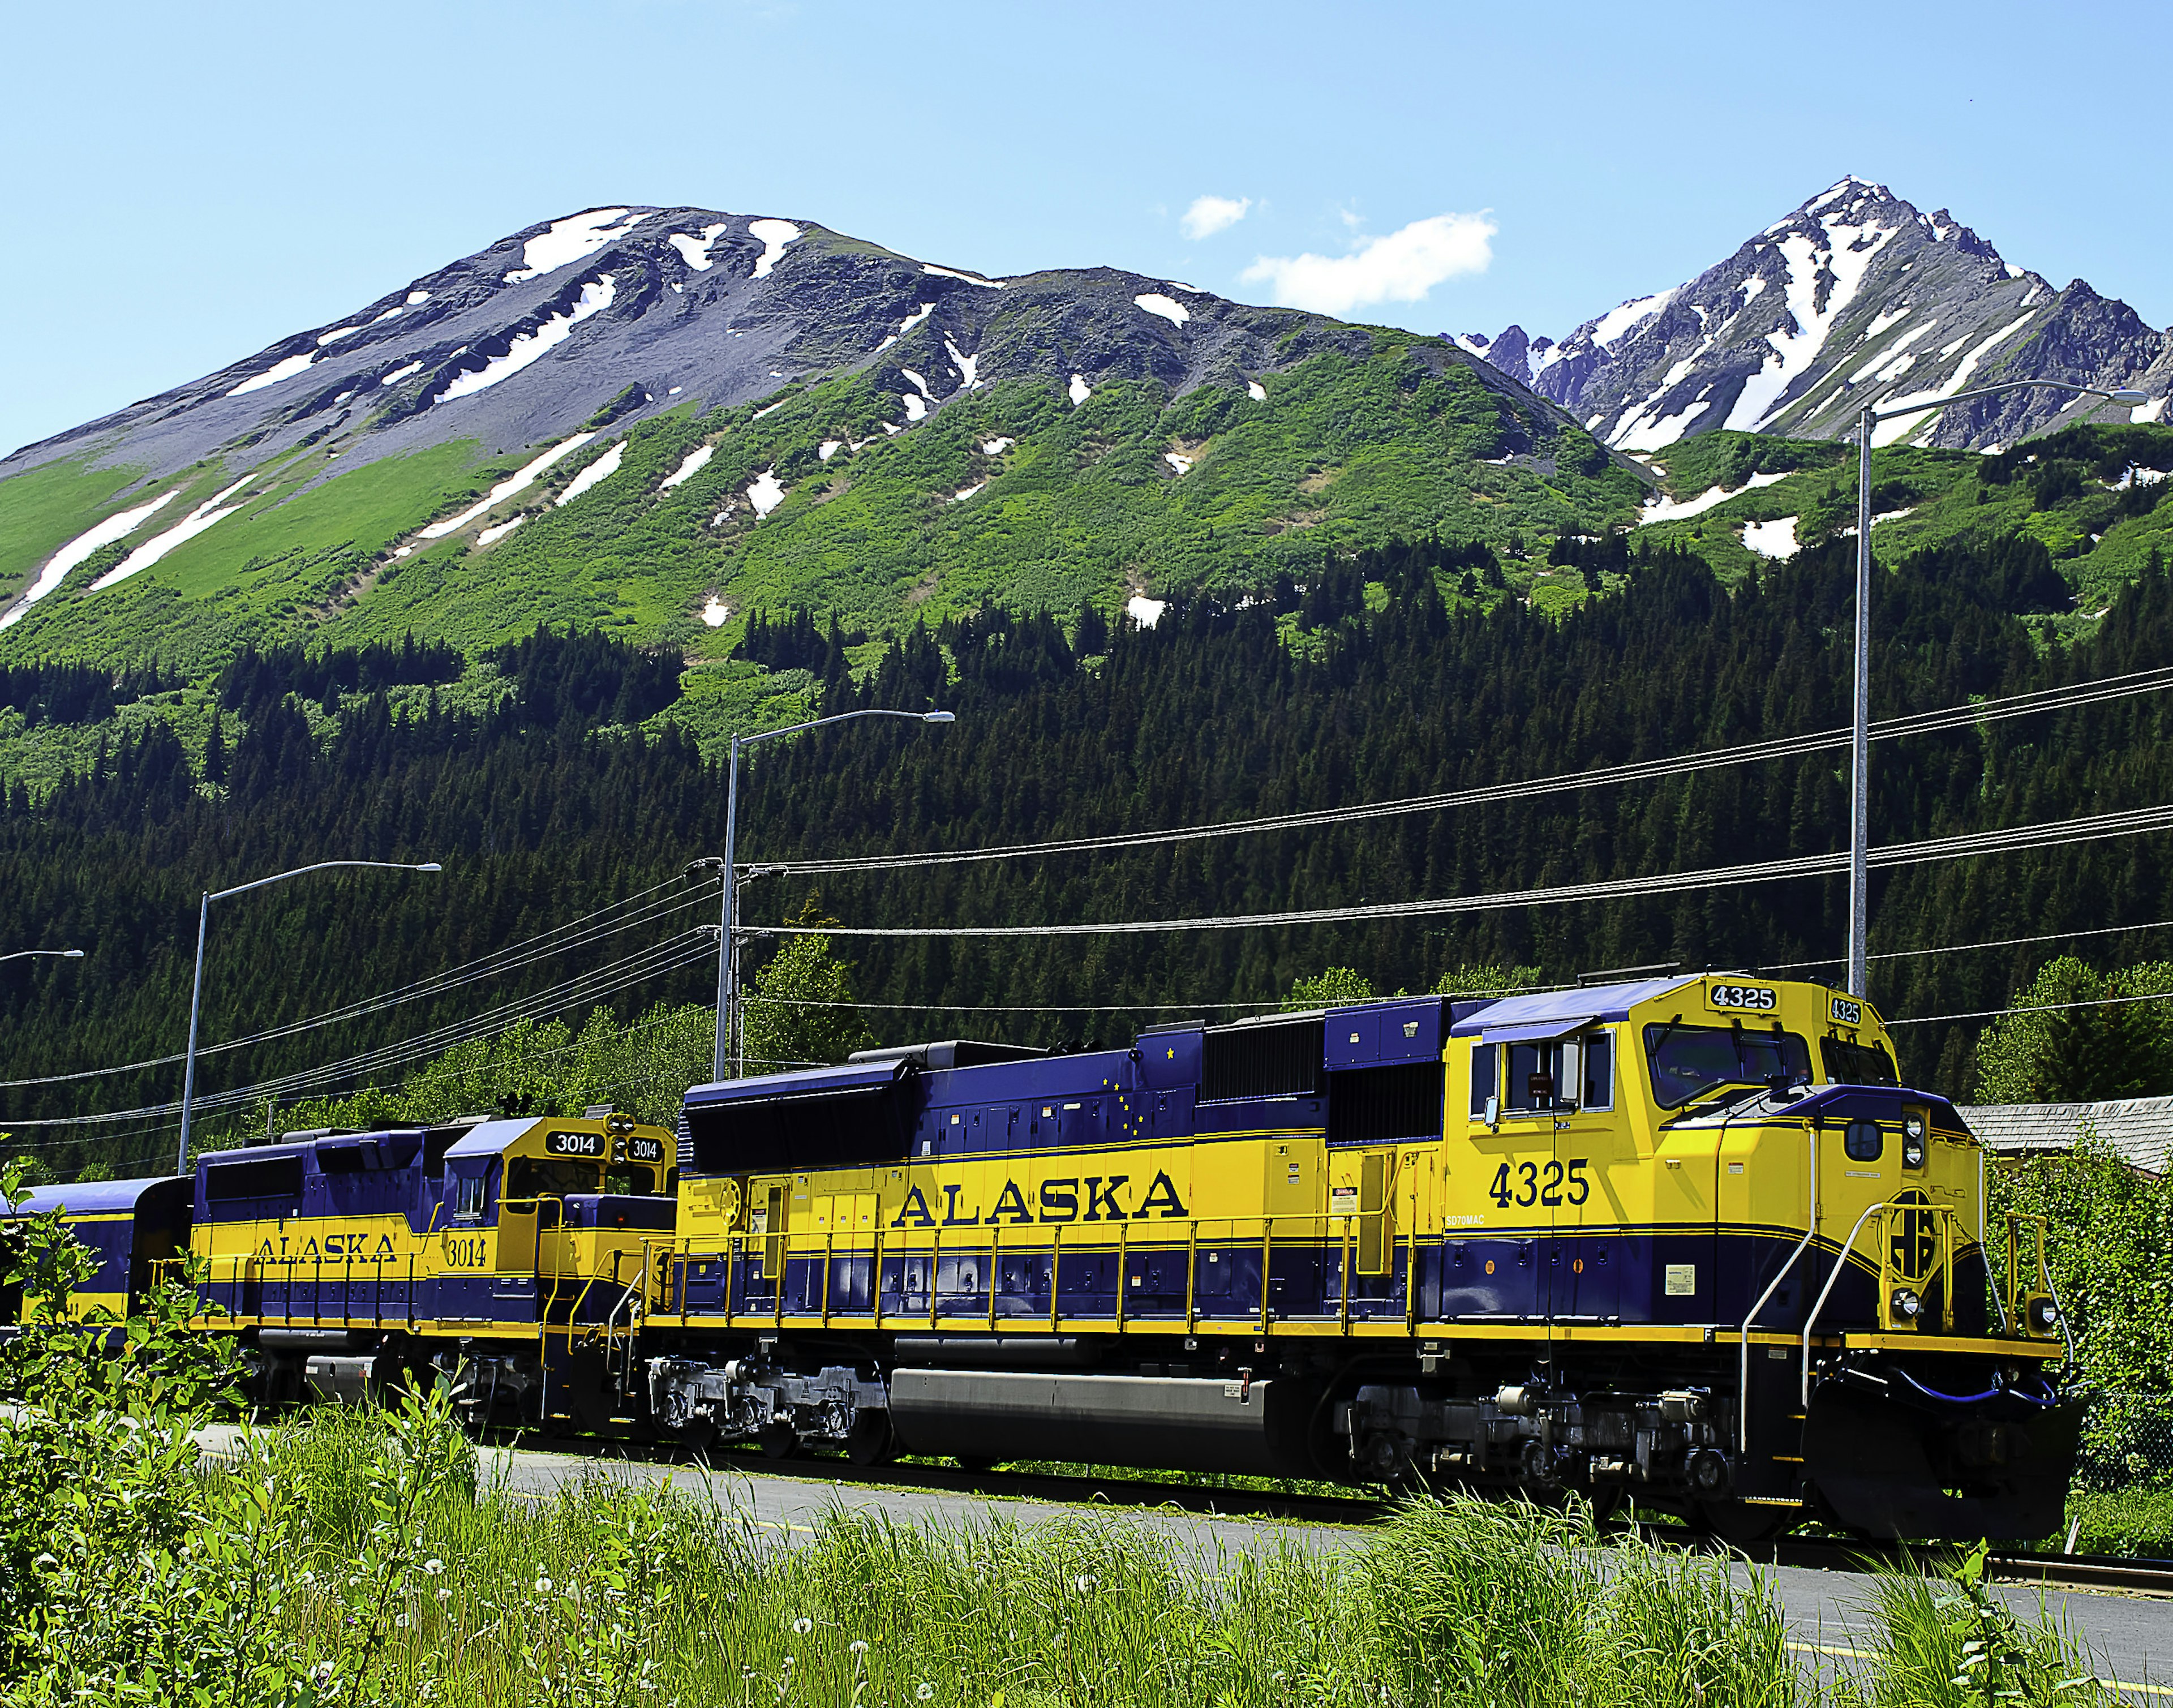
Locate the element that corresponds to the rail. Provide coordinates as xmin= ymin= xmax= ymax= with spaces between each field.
xmin=2002 ymin=1212 xmax=2075 ymax=1367
xmin=1801 ymin=1197 xmax=1960 ymax=1405
xmin=1738 ymin=1123 xmax=1816 ymax=1453
xmin=642 ymin=1208 xmax=1411 ymax=1336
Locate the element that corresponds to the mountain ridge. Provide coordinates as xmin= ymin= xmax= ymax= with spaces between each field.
xmin=1457 ymin=177 xmax=2171 ymax=456
xmin=0 ymin=204 xmax=1635 ymax=670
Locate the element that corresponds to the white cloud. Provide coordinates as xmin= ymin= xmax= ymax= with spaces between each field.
xmin=1242 ymin=212 xmax=1497 ymax=317
xmin=1180 ymin=195 xmax=1251 ymax=239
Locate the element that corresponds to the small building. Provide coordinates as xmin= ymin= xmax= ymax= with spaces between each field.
xmin=1958 ymin=1095 xmax=2173 ymax=1177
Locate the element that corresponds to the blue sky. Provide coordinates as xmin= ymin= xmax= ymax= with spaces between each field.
xmin=3 ymin=0 xmax=2165 ymax=458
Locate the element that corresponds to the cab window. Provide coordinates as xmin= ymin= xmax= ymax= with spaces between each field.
xmin=1644 ymin=1022 xmax=1811 ymax=1108
xmin=604 ymin=1163 xmax=659 ymax=1196
xmin=505 ymin=1157 xmax=602 ymax=1204
xmin=1820 ymin=1036 xmax=1899 ymax=1086
xmin=1504 ymin=1033 xmax=1614 ymax=1114
xmin=1468 ymin=1044 xmax=1498 ymax=1117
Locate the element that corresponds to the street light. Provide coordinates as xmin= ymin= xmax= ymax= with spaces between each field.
xmin=714 ymin=708 xmax=955 ymax=1080
xmin=0 ymin=948 xmax=85 ymax=964
xmin=1844 ymin=380 xmax=2149 ymax=997
xmin=177 ymin=860 xmax=444 ymax=1171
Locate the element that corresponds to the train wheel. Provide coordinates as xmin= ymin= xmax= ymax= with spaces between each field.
xmin=759 ymin=1423 xmax=800 ymax=1460
xmin=1691 ymin=1499 xmax=1793 ymax=1550
xmin=846 ymin=1411 xmax=895 ymax=1468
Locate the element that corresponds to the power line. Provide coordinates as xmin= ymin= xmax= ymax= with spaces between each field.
xmin=1759 ymin=917 xmax=2173 ymax=975
xmin=3 ymin=930 xmax=719 ymax=1133
xmin=0 ymin=874 xmax=719 ymax=1091
xmin=763 ymin=666 xmax=2173 ymax=877
xmin=1889 ymin=987 xmax=2173 ymax=1028
xmin=761 ymin=802 xmax=2173 ymax=941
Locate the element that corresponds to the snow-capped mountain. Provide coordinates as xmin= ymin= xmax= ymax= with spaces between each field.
xmin=1459 ymin=178 xmax=2171 ymax=453
xmin=3 ymin=204 xmax=1542 ymax=488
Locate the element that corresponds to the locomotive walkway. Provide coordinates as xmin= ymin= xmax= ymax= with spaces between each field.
xmin=466 ymin=1436 xmax=2172 ymax=1697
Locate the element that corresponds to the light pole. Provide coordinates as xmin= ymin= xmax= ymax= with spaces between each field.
xmin=714 ymin=708 xmax=955 ymax=1081
xmin=178 ymin=860 xmax=443 ymax=1171
xmin=0 ymin=949 xmax=85 ymax=965
xmin=1844 ymin=379 xmax=2148 ymax=997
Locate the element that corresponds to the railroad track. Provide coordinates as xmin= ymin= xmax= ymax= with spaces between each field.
xmin=501 ymin=1434 xmax=2173 ymax=1593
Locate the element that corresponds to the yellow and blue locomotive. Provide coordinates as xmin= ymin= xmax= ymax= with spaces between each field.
xmin=643 ymin=972 xmax=2077 ymax=1542
xmin=5 ymin=1110 xmax=680 ymax=1430
xmin=183 ymin=1109 xmax=679 ymax=1424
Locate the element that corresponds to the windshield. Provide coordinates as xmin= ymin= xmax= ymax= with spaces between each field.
xmin=1820 ymin=1036 xmax=1899 ymax=1087
xmin=1644 ymin=1022 xmax=1812 ymax=1109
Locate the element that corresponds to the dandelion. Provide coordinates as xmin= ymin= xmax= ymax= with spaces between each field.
xmin=1073 ymin=1574 xmax=1096 ymax=1594
xmin=423 ymin=1557 xmax=445 ymax=1576
xmin=436 ymin=1586 xmax=452 ymax=1602
xmin=917 ymin=1686 xmax=935 ymax=1701
xmin=792 ymin=1617 xmax=813 ymax=1635
xmin=395 ymin=1613 xmax=410 ymax=1629
xmin=535 ymin=1576 xmax=553 ymax=1594
xmin=849 ymin=1640 xmax=869 ymax=1655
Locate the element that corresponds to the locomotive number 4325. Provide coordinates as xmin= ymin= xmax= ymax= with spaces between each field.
xmin=1488 ymin=1158 xmax=1591 ymax=1208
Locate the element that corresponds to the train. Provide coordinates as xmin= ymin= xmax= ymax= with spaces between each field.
xmin=5 ymin=972 xmax=2080 ymax=1543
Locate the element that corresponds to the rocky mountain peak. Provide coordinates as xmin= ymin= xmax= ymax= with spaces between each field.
xmin=1463 ymin=178 xmax=2168 ymax=453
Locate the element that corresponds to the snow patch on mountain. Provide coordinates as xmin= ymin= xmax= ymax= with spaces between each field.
xmin=418 ymin=433 xmax=595 ymax=539
xmin=505 ymin=208 xmax=648 ymax=284
xmin=668 ymin=222 xmax=731 ymax=272
xmin=476 ymin=516 xmax=525 ymax=546
xmin=1723 ymin=212 xmax=1903 ymax=432
xmin=746 ymin=467 xmax=785 ymax=516
xmin=659 ymin=444 xmax=714 ymax=491
xmin=748 ymin=219 xmax=802 ymax=279
xmin=555 ymin=441 xmax=624 ymax=506
xmin=1740 ymin=516 xmax=1798 ymax=559
xmin=227 ymin=351 xmax=317 ymax=397
xmin=441 ymin=276 xmax=615 ymax=402
xmin=944 ymin=337 xmax=982 ymax=389
xmin=923 ymin=263 xmax=1003 ymax=289
xmin=1069 ymin=374 xmax=1092 ymax=406
xmin=1638 ymin=470 xmax=1790 ymax=525
xmin=1 ymin=488 xmax=180 ymax=628
xmin=92 ymin=473 xmax=257 ymax=588
xmin=1135 ymin=293 xmax=1191 ymax=327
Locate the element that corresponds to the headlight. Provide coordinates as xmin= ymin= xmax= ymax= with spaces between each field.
xmin=2028 ymin=1297 xmax=2060 ymax=1334
xmin=1902 ymin=1109 xmax=1928 ymax=1168
xmin=1890 ymin=1287 xmax=1922 ymax=1321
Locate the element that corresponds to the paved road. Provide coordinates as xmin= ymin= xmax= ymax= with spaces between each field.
xmin=476 ymin=1441 xmax=2171 ymax=1697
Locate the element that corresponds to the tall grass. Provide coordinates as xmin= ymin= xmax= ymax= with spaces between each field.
xmin=244 ymin=1408 xmax=1803 ymax=1706
xmin=8 ymin=1399 xmax=2131 ymax=1705
xmin=1838 ymin=1544 xmax=2122 ymax=1708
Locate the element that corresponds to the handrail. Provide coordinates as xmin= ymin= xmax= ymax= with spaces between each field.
xmin=1741 ymin=1123 xmax=1816 ymax=1450
xmin=2004 ymin=1212 xmax=2075 ymax=1366
xmin=644 ymin=1208 xmax=1399 ymax=1332
xmin=1801 ymin=1196 xmax=1960 ymax=1406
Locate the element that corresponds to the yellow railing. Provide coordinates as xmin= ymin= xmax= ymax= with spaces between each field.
xmin=1801 ymin=1196 xmax=1962 ymax=1404
xmin=2001 ymin=1212 xmax=2072 ymax=1357
xmin=642 ymin=1209 xmax=1418 ymax=1337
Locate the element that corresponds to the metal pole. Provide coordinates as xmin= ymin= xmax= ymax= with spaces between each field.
xmin=713 ymin=732 xmax=741 ymax=1082
xmin=177 ymin=892 xmax=210 ymax=1174
xmin=1848 ymin=406 xmax=1874 ymax=999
